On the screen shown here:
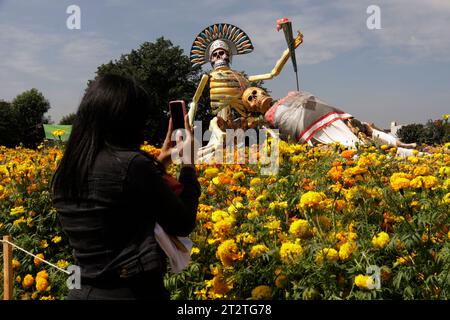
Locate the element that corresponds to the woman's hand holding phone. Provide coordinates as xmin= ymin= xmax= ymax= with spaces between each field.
xmin=158 ymin=114 xmax=196 ymax=168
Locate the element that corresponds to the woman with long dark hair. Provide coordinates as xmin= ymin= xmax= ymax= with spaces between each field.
xmin=52 ymin=74 xmax=200 ymax=300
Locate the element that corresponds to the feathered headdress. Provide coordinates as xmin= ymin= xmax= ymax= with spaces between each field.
xmin=190 ymin=23 xmax=254 ymax=67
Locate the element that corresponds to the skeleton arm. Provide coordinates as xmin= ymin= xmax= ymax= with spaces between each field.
xmin=188 ymin=74 xmax=209 ymax=126
xmin=248 ymin=31 xmax=303 ymax=82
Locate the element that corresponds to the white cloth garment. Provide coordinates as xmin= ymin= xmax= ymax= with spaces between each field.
xmin=312 ymin=119 xmax=361 ymax=148
xmin=371 ymin=128 xmax=398 ymax=146
xmin=154 ymin=223 xmax=193 ymax=273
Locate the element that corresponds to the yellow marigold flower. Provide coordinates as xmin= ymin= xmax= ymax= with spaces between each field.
xmin=442 ymin=114 xmax=450 ymax=120
xmin=372 ymin=232 xmax=390 ymax=249
xmin=328 ymin=165 xmax=343 ymax=181
xmin=289 ymin=219 xmax=309 ymax=237
xmin=251 ymin=285 xmax=272 ymax=300
xmin=36 ymin=276 xmax=49 ymax=292
xmin=22 ymin=274 xmax=34 ymax=289
xmin=315 ymin=248 xmax=339 ymax=264
xmin=423 ymin=176 xmax=439 ymax=189
xmin=213 ymin=217 xmax=235 ymax=237
xmin=354 ymin=274 xmax=374 ymax=290
xmin=39 ymin=240 xmax=49 ymax=249
xmin=439 ymin=166 xmax=450 ymax=177
xmin=250 ymin=177 xmax=262 ymax=186
xmin=247 ymin=209 xmax=260 ymax=219
xmin=16 ymin=275 xmax=22 ymax=283
xmin=236 ymin=232 xmax=256 ymax=245
xmin=410 ymin=176 xmax=424 ymax=189
xmin=211 ymin=210 xmax=230 ymax=222
xmin=26 ymin=217 xmax=34 ymax=227
xmin=227 ymin=202 xmax=243 ymax=214
xmin=341 ymin=150 xmax=356 ymax=159
xmin=51 ymin=235 xmax=62 ymax=244
xmin=233 ymin=171 xmax=245 ymax=180
xmin=390 ymin=176 xmax=410 ymax=191
xmin=216 ymin=239 xmax=244 ymax=267
xmin=196 ymin=204 xmax=213 ymax=221
xmin=280 ymin=242 xmax=303 ymax=265
xmin=264 ymin=217 xmax=281 ymax=235
xmin=40 ymin=295 xmax=55 ymax=300
xmin=140 ymin=143 xmax=161 ymax=157
xmin=297 ymin=191 xmax=327 ymax=210
xmin=395 ymin=253 xmax=416 ymax=266
xmin=269 ymin=201 xmax=288 ymax=210
xmin=12 ymin=259 xmax=21 ymax=270
xmin=444 ymin=179 xmax=450 ymax=189
xmin=445 ymin=193 xmax=450 ymax=205
xmin=191 ymin=247 xmax=200 ymax=255
xmin=413 ymin=165 xmax=430 ymax=176
xmin=255 ymin=194 xmax=266 ymax=202
xmin=57 ymin=260 xmax=70 ymax=269
xmin=36 ymin=270 xmax=49 ymax=280
xmin=348 ymin=231 xmax=358 ymax=241
xmin=212 ymin=273 xmax=233 ymax=296
xmin=10 ymin=206 xmax=25 ymax=216
xmin=33 ymin=253 xmax=45 ymax=267
xmin=249 ymin=244 xmax=269 ymax=259
xmin=339 ymin=241 xmax=357 ymax=261
xmin=212 ymin=177 xmax=220 ymax=185
xmin=204 ymin=168 xmax=220 ymax=179
xmin=52 ymin=129 xmax=65 ymax=137
xmin=13 ymin=217 xmax=27 ymax=226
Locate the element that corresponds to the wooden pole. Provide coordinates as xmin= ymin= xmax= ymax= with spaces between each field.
xmin=3 ymin=235 xmax=13 ymax=300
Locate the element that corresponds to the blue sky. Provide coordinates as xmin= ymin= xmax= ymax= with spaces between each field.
xmin=0 ymin=0 xmax=449 ymax=128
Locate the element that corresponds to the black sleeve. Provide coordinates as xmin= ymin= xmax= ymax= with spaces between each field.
xmin=125 ymin=154 xmax=201 ymax=237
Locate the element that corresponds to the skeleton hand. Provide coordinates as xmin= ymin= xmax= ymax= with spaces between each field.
xmin=294 ymin=31 xmax=304 ymax=49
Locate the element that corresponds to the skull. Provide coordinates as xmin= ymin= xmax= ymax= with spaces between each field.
xmin=210 ymin=48 xmax=230 ymax=69
xmin=242 ymin=87 xmax=272 ymax=114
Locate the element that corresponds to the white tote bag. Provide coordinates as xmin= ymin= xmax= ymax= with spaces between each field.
xmin=154 ymin=222 xmax=193 ymax=273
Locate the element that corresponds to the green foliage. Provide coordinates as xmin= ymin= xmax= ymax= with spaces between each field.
xmin=398 ymin=119 xmax=450 ymax=145
xmin=0 ymin=89 xmax=51 ymax=148
xmin=0 ymin=100 xmax=19 ymax=147
xmin=59 ymin=113 xmax=77 ymax=125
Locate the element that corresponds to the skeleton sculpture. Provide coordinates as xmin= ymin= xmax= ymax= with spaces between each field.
xmin=187 ymin=23 xmax=303 ymax=160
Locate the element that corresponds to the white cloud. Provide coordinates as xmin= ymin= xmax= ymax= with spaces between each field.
xmin=219 ymin=0 xmax=450 ymax=66
xmin=61 ymin=34 xmax=117 ymax=65
xmin=0 ymin=25 xmax=62 ymax=80
xmin=372 ymin=0 xmax=450 ymax=63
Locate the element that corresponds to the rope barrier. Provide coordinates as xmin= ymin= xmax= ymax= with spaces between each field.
xmin=0 ymin=238 xmax=71 ymax=275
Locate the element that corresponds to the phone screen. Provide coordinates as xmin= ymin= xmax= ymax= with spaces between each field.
xmin=169 ymin=101 xmax=185 ymax=130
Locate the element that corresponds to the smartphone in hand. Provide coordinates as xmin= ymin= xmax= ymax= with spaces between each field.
xmin=169 ymin=100 xmax=187 ymax=131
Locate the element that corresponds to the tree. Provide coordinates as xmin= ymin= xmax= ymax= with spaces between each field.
xmin=92 ymin=37 xmax=209 ymax=145
xmin=397 ymin=123 xmax=425 ymax=144
xmin=0 ymin=100 xmax=19 ymax=147
xmin=11 ymin=89 xmax=50 ymax=148
xmin=397 ymin=119 xmax=450 ymax=145
xmin=59 ymin=113 xmax=77 ymax=125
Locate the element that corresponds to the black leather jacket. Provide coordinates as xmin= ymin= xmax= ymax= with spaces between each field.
xmin=53 ymin=146 xmax=200 ymax=284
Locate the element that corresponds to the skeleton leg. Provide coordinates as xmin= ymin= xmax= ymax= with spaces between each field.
xmin=198 ymin=117 xmax=226 ymax=163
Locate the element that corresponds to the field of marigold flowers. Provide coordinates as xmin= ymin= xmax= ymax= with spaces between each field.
xmin=1 ymin=140 xmax=450 ymax=300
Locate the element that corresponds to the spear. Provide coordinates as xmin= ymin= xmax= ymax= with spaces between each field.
xmin=277 ymin=17 xmax=299 ymax=91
